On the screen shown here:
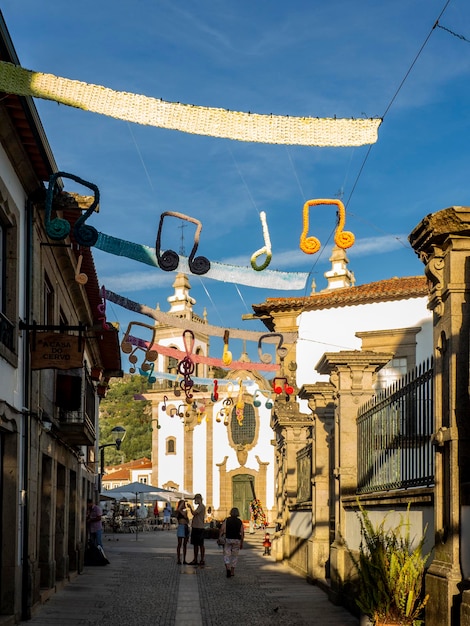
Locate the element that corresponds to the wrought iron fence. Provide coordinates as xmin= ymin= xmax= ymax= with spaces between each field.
xmin=357 ymin=358 xmax=434 ymax=493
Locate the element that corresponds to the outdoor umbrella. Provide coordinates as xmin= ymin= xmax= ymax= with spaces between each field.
xmin=101 ymin=482 xmax=174 ymax=539
xmin=102 ymin=481 xmax=171 ymax=499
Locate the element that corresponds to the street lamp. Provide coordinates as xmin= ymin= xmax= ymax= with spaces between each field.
xmin=99 ymin=425 xmax=126 ymax=492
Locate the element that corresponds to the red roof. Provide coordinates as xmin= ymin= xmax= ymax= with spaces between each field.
xmin=106 ymin=457 xmax=152 ymax=473
xmin=102 ymin=468 xmax=130 ymax=481
xmin=252 ymin=276 xmax=427 ymax=317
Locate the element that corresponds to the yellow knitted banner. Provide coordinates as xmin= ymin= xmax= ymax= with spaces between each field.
xmin=0 ymin=61 xmax=381 ymax=147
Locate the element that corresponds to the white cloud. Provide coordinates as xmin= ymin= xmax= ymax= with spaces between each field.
xmin=102 ymin=270 xmax=174 ymax=293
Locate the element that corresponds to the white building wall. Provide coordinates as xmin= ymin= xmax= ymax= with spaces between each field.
xmin=0 ymin=143 xmax=26 ymax=412
xmin=192 ymin=417 xmax=207 ymax=496
xmin=296 ymin=296 xmax=432 ymax=412
xmin=157 ymin=406 xmax=185 ymax=489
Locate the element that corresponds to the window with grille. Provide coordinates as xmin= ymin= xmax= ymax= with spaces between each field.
xmin=230 ymin=403 xmax=256 ymax=446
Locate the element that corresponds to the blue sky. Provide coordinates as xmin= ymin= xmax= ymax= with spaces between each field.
xmin=2 ymin=1 xmax=470 ymax=365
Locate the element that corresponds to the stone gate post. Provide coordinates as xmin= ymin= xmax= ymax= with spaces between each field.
xmin=298 ymin=382 xmax=335 ymax=581
xmin=409 ymin=206 xmax=470 ymax=626
xmin=316 ymin=350 xmax=392 ymax=593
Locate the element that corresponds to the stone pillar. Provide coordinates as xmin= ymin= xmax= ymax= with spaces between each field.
xmin=316 ymin=350 xmax=392 ymax=592
xmin=409 ymin=206 xmax=470 ymax=626
xmin=299 ymin=382 xmax=335 ymax=581
xmin=150 ymin=402 xmax=160 ymax=487
xmin=271 ymin=395 xmax=313 ymax=561
xmin=217 ymin=456 xmax=229 ymax=517
xmin=255 ymin=457 xmax=268 ymax=509
xmin=183 ymin=419 xmax=195 ymax=494
xmin=205 ymin=406 xmax=213 ymax=512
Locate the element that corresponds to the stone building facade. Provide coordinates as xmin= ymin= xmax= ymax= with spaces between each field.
xmin=0 ymin=17 xmax=122 ymax=623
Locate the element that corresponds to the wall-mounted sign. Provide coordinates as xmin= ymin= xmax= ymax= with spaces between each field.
xmin=30 ymin=332 xmax=84 ymax=370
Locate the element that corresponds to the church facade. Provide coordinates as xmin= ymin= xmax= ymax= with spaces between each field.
xmin=144 ymin=273 xmax=276 ymax=523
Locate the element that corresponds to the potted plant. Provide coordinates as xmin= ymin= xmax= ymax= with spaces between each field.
xmin=348 ymin=504 xmax=430 ymax=626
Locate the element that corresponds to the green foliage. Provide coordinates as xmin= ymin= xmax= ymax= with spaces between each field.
xmin=99 ymin=375 xmax=153 ymax=465
xmin=348 ymin=504 xmax=430 ymax=626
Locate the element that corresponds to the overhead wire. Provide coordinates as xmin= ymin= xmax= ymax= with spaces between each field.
xmin=345 ymin=0 xmax=452 ymax=210
xmin=436 ymin=23 xmax=470 ymax=43
xmin=287 ymin=0 xmax=454 ymax=349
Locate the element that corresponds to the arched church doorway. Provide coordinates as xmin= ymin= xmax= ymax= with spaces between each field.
xmin=232 ymin=474 xmax=254 ymax=520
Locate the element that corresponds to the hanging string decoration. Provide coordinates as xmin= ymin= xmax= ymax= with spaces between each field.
xmin=300 ymin=198 xmax=355 ymax=255
xmin=273 ymin=377 xmax=295 ymax=401
xmin=0 ymin=61 xmax=382 ymax=146
xmin=250 ymin=211 xmax=272 ymax=271
xmin=95 ymin=232 xmax=309 ymax=290
xmin=97 ymin=285 xmax=110 ymax=330
xmin=253 ymin=390 xmax=274 ymax=410
xmin=235 ymin=378 xmax=244 ymax=426
xmin=120 ymin=321 xmax=158 ymax=373
xmin=105 ymin=289 xmax=298 ymax=344
xmin=44 ymin=171 xmax=99 ymax=245
xmin=156 ymin=211 xmax=210 ymax=275
xmin=257 ymin=333 xmax=288 ymax=364
xmin=125 ymin=333 xmax=279 ymax=372
xmin=74 ymin=254 xmax=88 ymax=284
xmin=177 ymin=330 xmax=196 ymax=403
xmin=222 ymin=330 xmax=233 ymax=366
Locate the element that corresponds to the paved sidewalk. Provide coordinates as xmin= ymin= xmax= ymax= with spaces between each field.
xmin=21 ymin=528 xmax=359 ymax=626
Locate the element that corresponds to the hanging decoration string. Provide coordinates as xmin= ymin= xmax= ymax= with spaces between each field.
xmin=125 ymin=333 xmax=279 ymax=372
xmin=94 ymin=232 xmax=308 ymax=290
xmin=105 ymin=289 xmax=298 ymax=344
xmin=0 ymin=60 xmax=381 ymax=147
xmin=435 ymin=22 xmax=470 ymax=43
xmin=344 ymin=0 xmax=452 ymax=211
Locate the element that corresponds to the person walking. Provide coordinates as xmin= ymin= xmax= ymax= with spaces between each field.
xmin=175 ymin=499 xmax=189 ymax=564
xmin=187 ymin=493 xmax=206 ymax=566
xmin=219 ymin=507 xmax=244 ymax=578
xmin=86 ymin=498 xmax=103 ymax=548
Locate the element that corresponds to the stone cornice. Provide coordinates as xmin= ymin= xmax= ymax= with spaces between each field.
xmin=409 ymin=206 xmax=470 ymax=257
xmin=316 ymin=350 xmax=393 ymax=375
xmin=271 ymin=398 xmax=313 ymax=429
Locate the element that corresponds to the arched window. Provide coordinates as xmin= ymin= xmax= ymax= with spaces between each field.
xmin=166 ymin=437 xmax=176 ymax=455
xmin=167 ymin=354 xmax=178 ymax=375
xmin=230 ymin=403 xmax=256 ymax=445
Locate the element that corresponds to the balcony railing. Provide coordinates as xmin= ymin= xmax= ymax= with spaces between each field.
xmin=58 ymin=409 xmax=96 ymax=446
xmin=56 ymin=372 xmax=97 ymax=446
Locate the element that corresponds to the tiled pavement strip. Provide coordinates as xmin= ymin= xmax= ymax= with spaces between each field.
xmin=21 ymin=528 xmax=359 ymax=626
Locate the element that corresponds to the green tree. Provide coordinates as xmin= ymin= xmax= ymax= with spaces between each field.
xmin=99 ymin=375 xmax=153 ymax=465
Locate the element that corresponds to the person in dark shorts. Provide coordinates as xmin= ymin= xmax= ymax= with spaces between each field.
xmin=187 ymin=493 xmax=206 ymax=565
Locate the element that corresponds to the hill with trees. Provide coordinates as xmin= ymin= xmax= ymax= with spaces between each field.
xmin=99 ymin=375 xmax=153 ymax=465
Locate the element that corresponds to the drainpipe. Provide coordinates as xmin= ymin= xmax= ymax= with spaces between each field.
xmin=21 ymin=195 xmax=34 ymax=620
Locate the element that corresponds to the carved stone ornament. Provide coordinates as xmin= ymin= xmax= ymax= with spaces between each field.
xmin=274 ymin=399 xmax=313 ymax=428
xmin=409 ymin=206 xmax=470 ymax=318
xmin=236 ymin=445 xmax=248 ymax=466
xmin=424 ymin=246 xmax=445 ymax=317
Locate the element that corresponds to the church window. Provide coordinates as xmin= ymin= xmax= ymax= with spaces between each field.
xmin=166 ymin=437 xmax=176 ymax=455
xmin=230 ymin=403 xmax=256 ymax=445
xmin=167 ymin=353 xmax=178 ymax=375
